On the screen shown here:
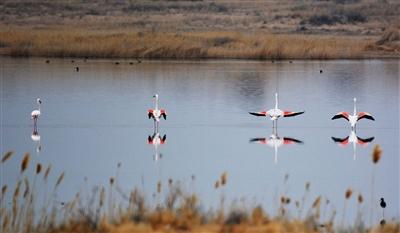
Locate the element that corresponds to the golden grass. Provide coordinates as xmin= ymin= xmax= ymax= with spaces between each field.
xmin=1 ymin=148 xmax=399 ymax=233
xmin=0 ymin=28 xmax=377 ymax=59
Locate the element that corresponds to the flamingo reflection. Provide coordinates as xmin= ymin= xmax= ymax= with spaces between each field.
xmin=147 ymin=132 xmax=167 ymax=162
xmin=31 ymin=128 xmax=42 ymax=154
xmin=331 ymin=130 xmax=374 ymax=160
xmin=250 ymin=128 xmax=303 ymax=164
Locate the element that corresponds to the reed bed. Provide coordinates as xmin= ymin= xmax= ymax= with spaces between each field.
xmin=0 ymin=29 xmax=374 ymax=59
xmin=0 ymin=148 xmax=398 ymax=233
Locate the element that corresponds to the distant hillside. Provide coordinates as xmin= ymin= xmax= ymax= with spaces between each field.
xmin=0 ymin=0 xmax=399 ymax=35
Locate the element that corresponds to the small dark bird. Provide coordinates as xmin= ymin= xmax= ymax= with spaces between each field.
xmin=320 ymin=70 xmax=323 ymax=73
xmin=129 ymin=62 xmax=134 ymax=65
xmin=71 ymin=60 xmax=75 ymax=63
xmin=289 ymin=60 xmax=293 ymax=63
xmin=45 ymin=60 xmax=50 ymax=63
xmin=380 ymin=198 xmax=386 ymax=208
xmin=75 ymin=67 xmax=79 ymax=72
xmin=136 ymin=58 xmax=142 ymax=63
xmin=115 ymin=62 xmax=120 ymax=65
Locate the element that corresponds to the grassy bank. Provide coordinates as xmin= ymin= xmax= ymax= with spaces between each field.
xmin=0 ymin=29 xmax=382 ymax=60
xmin=1 ymin=146 xmax=399 ymax=233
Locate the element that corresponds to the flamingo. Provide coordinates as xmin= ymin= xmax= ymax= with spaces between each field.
xmin=331 ymin=130 xmax=374 ymax=160
xmin=147 ymin=132 xmax=166 ymax=162
xmin=250 ymin=128 xmax=303 ymax=163
xmin=249 ymin=93 xmax=304 ymax=127
xmin=31 ymin=98 xmax=42 ymax=128
xmin=148 ymin=94 xmax=167 ymax=131
xmin=332 ymin=98 xmax=374 ymax=130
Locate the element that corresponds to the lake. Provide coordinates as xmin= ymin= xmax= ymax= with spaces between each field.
xmin=1 ymin=57 xmax=399 ymax=225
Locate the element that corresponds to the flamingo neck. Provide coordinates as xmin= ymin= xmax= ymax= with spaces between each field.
xmin=275 ymin=93 xmax=278 ymax=109
xmin=353 ymin=98 xmax=356 ymax=115
xmin=38 ymin=103 xmax=41 ymax=112
xmin=155 ymin=97 xmax=159 ymax=110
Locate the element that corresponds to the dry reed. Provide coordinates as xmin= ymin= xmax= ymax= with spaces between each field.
xmin=1 ymin=147 xmax=398 ymax=233
xmin=20 ymin=153 xmax=30 ymax=174
xmin=372 ymin=145 xmax=382 ymax=164
xmin=1 ymin=151 xmax=14 ymax=163
xmin=0 ymin=29 xmax=376 ymax=60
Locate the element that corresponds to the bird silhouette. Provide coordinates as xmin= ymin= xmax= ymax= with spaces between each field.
xmin=380 ymin=198 xmax=386 ymax=208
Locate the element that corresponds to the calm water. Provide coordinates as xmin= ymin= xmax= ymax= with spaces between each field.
xmin=1 ymin=57 xmax=399 ymax=225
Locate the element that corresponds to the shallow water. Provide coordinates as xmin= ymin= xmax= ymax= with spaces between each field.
xmin=1 ymin=57 xmax=399 ymax=225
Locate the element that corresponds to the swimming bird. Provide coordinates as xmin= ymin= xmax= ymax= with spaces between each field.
xmin=250 ymin=129 xmax=303 ymax=164
xmin=331 ymin=130 xmax=374 ymax=160
xmin=148 ymin=133 xmax=166 ymax=162
xmin=332 ymin=98 xmax=374 ymax=130
xmin=148 ymin=94 xmax=167 ymax=130
xmin=249 ymin=93 xmax=305 ymax=128
xmin=31 ymin=98 xmax=42 ymax=128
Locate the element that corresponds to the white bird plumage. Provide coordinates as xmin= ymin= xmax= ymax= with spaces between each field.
xmin=148 ymin=94 xmax=167 ymax=131
xmin=31 ymin=98 xmax=42 ymax=128
xmin=332 ymin=98 xmax=375 ymax=129
xmin=249 ymin=93 xmax=305 ymax=127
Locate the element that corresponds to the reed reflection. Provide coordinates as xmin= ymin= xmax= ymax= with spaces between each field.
xmin=331 ymin=130 xmax=374 ymax=160
xmin=250 ymin=127 xmax=303 ymax=164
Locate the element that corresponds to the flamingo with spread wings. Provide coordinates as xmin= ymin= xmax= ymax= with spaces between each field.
xmin=332 ymin=98 xmax=374 ymax=129
xmin=249 ymin=93 xmax=304 ymax=127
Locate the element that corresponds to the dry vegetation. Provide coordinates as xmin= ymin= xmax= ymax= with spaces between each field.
xmin=1 ymin=146 xmax=399 ymax=233
xmin=0 ymin=29 xmax=374 ymax=59
xmin=0 ymin=0 xmax=399 ymax=59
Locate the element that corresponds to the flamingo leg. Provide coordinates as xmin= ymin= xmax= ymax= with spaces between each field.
xmin=33 ymin=118 xmax=37 ymax=131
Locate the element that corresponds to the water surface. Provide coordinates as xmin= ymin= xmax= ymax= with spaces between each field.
xmin=1 ymin=57 xmax=399 ymax=225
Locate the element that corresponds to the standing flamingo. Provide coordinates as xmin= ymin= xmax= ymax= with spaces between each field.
xmin=249 ymin=93 xmax=304 ymax=127
xmin=332 ymin=98 xmax=374 ymax=130
xmin=31 ymin=98 xmax=42 ymax=129
xmin=148 ymin=94 xmax=167 ymax=131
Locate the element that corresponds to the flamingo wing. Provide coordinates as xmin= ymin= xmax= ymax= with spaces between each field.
xmin=283 ymin=111 xmax=305 ymax=118
xmin=283 ymin=137 xmax=303 ymax=144
xmin=357 ymin=112 xmax=375 ymax=121
xmin=249 ymin=138 xmax=268 ymax=144
xmin=148 ymin=109 xmax=154 ymax=119
xmin=357 ymin=136 xmax=374 ymax=145
xmin=160 ymin=109 xmax=167 ymax=120
xmin=249 ymin=111 xmax=268 ymax=117
xmin=331 ymin=136 xmax=349 ymax=145
xmin=331 ymin=112 xmax=349 ymax=121
xmin=161 ymin=134 xmax=167 ymax=144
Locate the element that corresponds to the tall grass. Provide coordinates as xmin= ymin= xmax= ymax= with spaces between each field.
xmin=1 ymin=148 xmax=398 ymax=233
xmin=0 ymin=29 xmax=373 ymax=59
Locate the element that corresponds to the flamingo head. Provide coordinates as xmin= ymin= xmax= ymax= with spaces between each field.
xmin=153 ymin=94 xmax=158 ymax=99
xmin=353 ymin=97 xmax=356 ymax=103
xmin=37 ymin=98 xmax=42 ymax=104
